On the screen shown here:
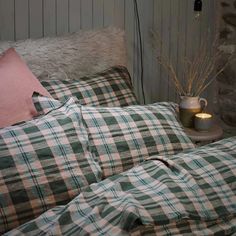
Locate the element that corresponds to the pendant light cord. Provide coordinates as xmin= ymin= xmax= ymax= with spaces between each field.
xmin=134 ymin=0 xmax=146 ymax=104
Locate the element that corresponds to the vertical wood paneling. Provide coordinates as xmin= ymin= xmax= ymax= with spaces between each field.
xmin=29 ymin=0 xmax=43 ymax=38
xmin=0 ymin=0 xmax=217 ymax=104
xmin=211 ymin=0 xmax=219 ymax=111
xmin=185 ymin=0 xmax=194 ymax=60
xmin=93 ymin=0 xmax=103 ymax=29
xmin=104 ymin=0 xmax=115 ymax=27
xmin=15 ymin=0 xmax=29 ymax=40
xmin=169 ymin=0 xmax=179 ymax=102
xmin=114 ymin=0 xmax=125 ymax=29
xmin=205 ymin=0 xmax=217 ymax=108
xmin=81 ymin=0 xmax=92 ymax=29
xmin=125 ymin=0 xmax=135 ymax=93
xmin=43 ymin=0 xmax=56 ymax=36
xmin=69 ymin=0 xmax=81 ymax=33
xmin=56 ymin=0 xmax=69 ymax=35
xmin=177 ymin=0 xmax=188 ymax=101
xmin=133 ymin=0 xmax=142 ymax=101
xmin=160 ymin=0 xmax=171 ymax=101
xmin=0 ymin=0 xmax=15 ymax=40
xmin=153 ymin=0 xmax=163 ymax=102
xmin=200 ymin=0 xmax=210 ymax=45
xmin=200 ymin=0 xmax=212 ymax=101
xmin=139 ymin=0 xmax=154 ymax=104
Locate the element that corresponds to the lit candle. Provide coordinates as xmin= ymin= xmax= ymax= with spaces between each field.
xmin=194 ymin=113 xmax=213 ymax=131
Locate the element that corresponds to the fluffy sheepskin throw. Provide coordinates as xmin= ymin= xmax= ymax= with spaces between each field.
xmin=0 ymin=27 xmax=127 ymax=80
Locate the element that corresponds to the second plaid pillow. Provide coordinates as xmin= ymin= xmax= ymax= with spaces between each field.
xmin=81 ymin=103 xmax=195 ymax=178
xmin=40 ymin=65 xmax=138 ymax=107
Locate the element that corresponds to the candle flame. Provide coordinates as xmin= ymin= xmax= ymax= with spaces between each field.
xmin=195 ymin=113 xmax=212 ymax=119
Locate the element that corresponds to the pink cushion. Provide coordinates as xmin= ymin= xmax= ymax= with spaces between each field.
xmin=0 ymin=48 xmax=51 ymax=128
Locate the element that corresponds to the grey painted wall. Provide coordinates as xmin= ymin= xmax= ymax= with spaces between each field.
xmin=0 ymin=0 xmax=217 ymax=104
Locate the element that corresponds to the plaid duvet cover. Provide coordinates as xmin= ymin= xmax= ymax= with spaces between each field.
xmin=0 ymin=98 xmax=101 ymax=234
xmin=6 ymin=137 xmax=236 ymax=236
xmin=41 ymin=65 xmax=138 ymax=107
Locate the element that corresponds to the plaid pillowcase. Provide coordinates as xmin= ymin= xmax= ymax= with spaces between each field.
xmin=32 ymin=92 xmax=61 ymax=115
xmin=82 ymin=103 xmax=195 ymax=178
xmin=0 ymin=98 xmax=101 ymax=234
xmin=40 ymin=65 xmax=138 ymax=107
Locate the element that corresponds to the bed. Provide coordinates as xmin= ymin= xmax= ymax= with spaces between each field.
xmin=0 ymin=28 xmax=235 ymax=236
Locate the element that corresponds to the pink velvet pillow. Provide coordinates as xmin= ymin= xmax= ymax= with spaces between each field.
xmin=0 ymin=48 xmax=51 ymax=128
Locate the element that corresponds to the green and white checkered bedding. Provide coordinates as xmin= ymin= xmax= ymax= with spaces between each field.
xmin=82 ymin=103 xmax=195 ymax=178
xmin=5 ymin=137 xmax=236 ymax=235
xmin=40 ymin=65 xmax=138 ymax=107
xmin=32 ymin=95 xmax=194 ymax=179
xmin=0 ymin=98 xmax=101 ymax=234
xmin=32 ymin=92 xmax=61 ymax=115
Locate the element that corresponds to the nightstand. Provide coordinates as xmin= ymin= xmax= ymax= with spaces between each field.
xmin=184 ymin=124 xmax=223 ymax=145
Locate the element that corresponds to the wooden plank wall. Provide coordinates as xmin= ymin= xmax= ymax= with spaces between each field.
xmin=0 ymin=0 xmax=217 ymax=104
xmin=133 ymin=0 xmax=218 ymax=104
xmin=0 ymin=0 xmax=125 ymax=39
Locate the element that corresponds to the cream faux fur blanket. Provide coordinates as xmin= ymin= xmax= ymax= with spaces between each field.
xmin=0 ymin=27 xmax=127 ymax=80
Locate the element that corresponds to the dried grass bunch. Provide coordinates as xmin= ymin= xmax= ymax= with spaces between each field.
xmin=152 ymin=31 xmax=235 ymax=97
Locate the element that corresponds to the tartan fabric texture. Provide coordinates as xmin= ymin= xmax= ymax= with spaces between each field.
xmin=82 ymin=103 xmax=195 ymax=178
xmin=0 ymin=98 xmax=101 ymax=234
xmin=5 ymin=137 xmax=236 ymax=236
xmin=40 ymin=65 xmax=138 ymax=107
xmin=32 ymin=92 xmax=61 ymax=115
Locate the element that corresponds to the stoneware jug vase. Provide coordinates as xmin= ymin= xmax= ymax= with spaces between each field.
xmin=179 ymin=96 xmax=207 ymax=128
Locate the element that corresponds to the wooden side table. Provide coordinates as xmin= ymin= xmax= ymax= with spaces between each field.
xmin=184 ymin=124 xmax=223 ymax=145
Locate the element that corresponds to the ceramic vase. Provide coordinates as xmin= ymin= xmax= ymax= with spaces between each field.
xmin=179 ymin=96 xmax=207 ymax=128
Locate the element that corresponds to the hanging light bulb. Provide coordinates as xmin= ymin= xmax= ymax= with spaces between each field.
xmin=194 ymin=0 xmax=202 ymax=19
